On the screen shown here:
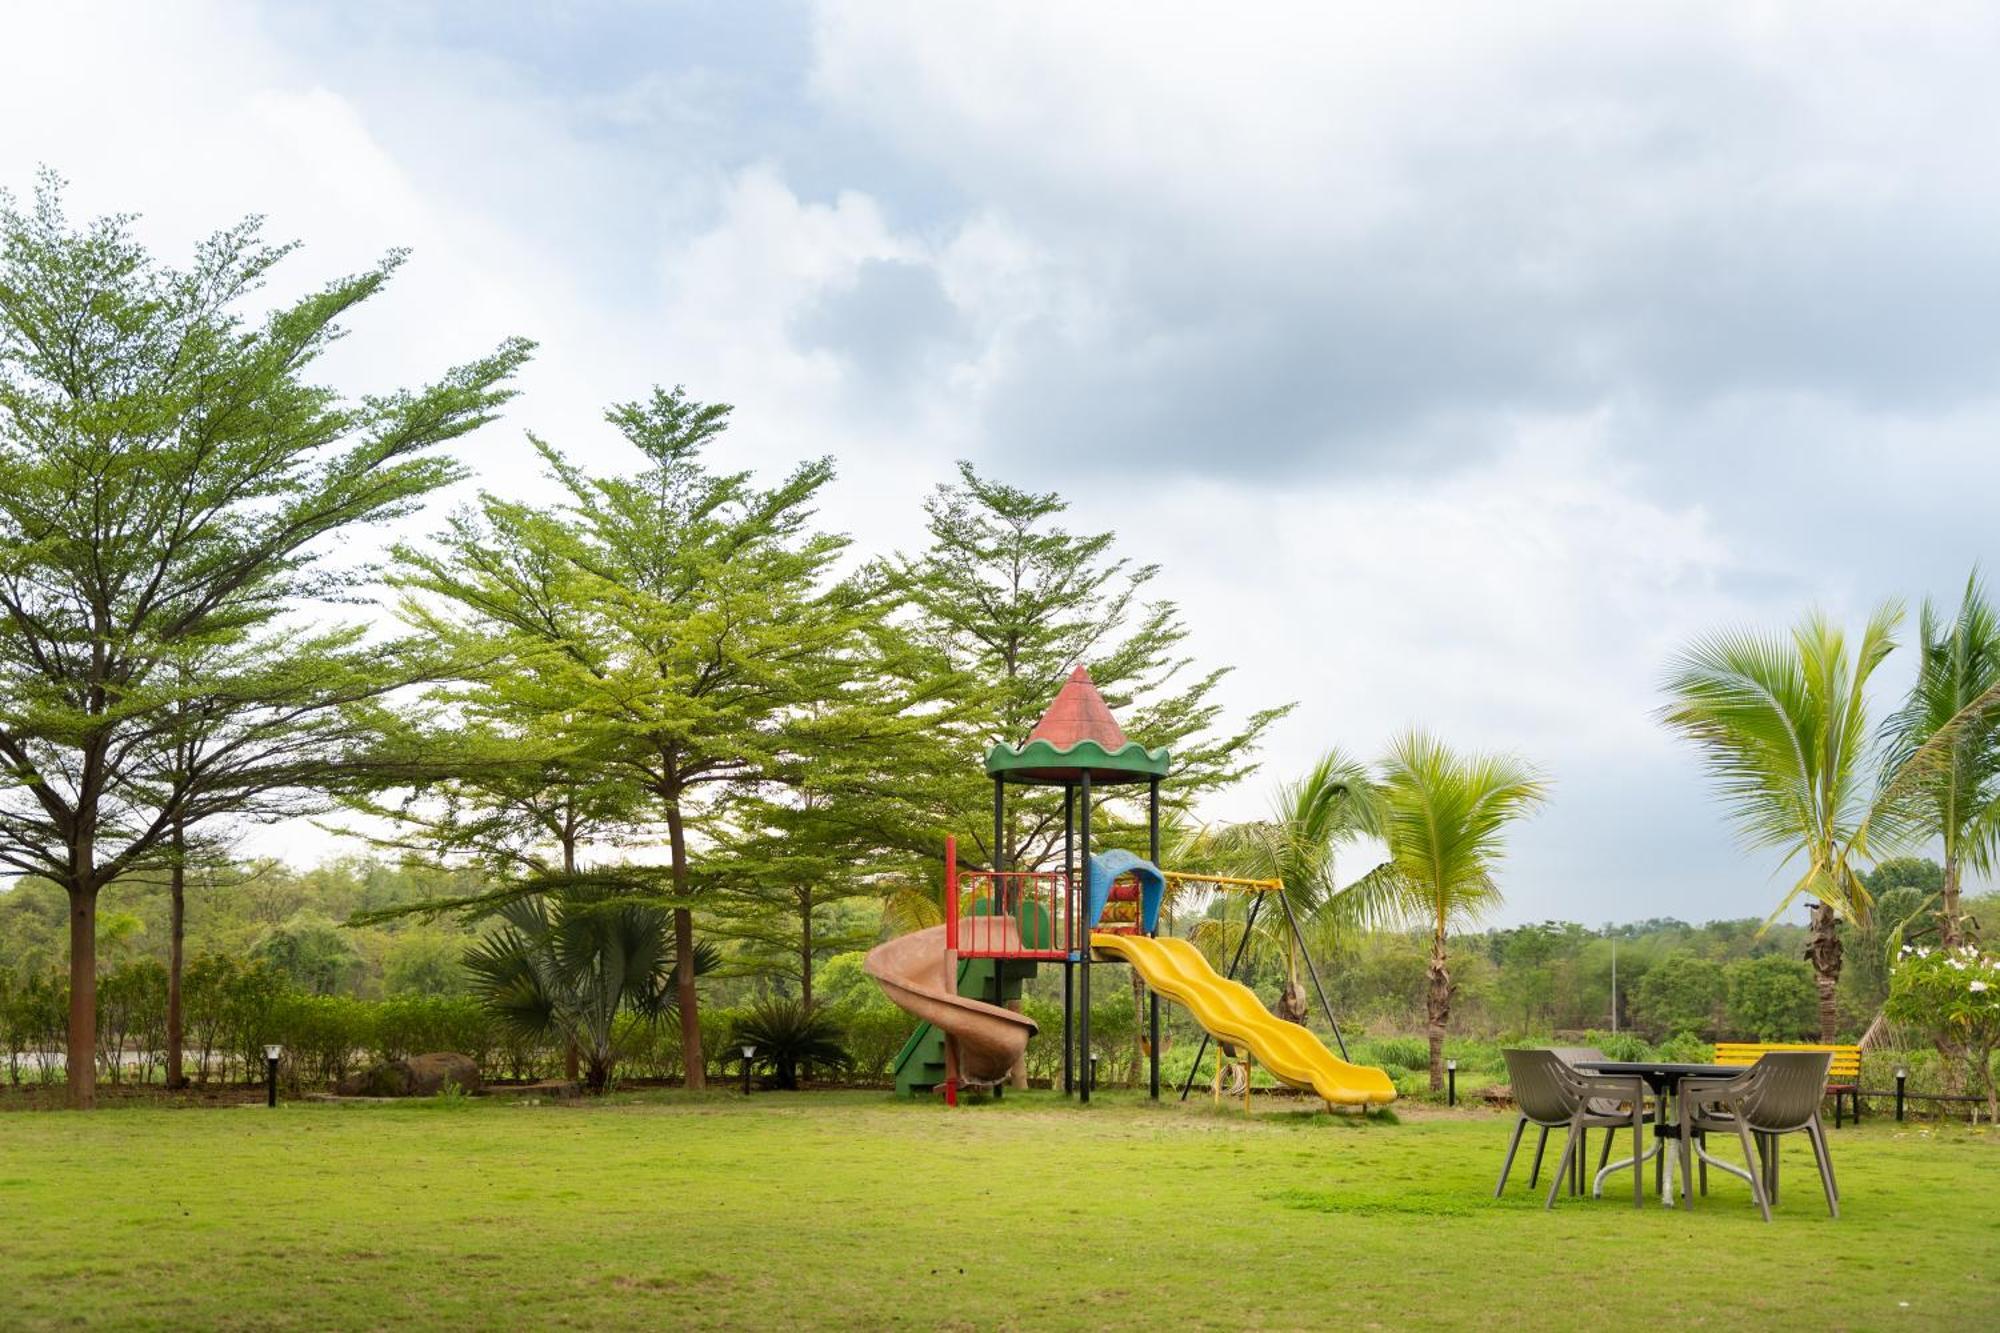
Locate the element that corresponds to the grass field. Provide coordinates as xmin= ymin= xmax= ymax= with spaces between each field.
xmin=1 ymin=1090 xmax=1995 ymax=1330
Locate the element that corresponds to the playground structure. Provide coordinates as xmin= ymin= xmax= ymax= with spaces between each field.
xmin=866 ymin=666 xmax=1395 ymax=1110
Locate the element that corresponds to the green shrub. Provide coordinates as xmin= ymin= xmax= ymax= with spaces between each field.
xmin=731 ymin=999 xmax=850 ymax=1090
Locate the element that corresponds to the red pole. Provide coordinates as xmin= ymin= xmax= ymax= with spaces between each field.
xmin=942 ymin=835 xmax=960 ymax=1107
xmin=945 ymin=835 xmax=958 ymax=953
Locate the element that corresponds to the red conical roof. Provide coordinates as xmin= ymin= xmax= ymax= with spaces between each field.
xmin=1027 ymin=666 xmax=1129 ymax=751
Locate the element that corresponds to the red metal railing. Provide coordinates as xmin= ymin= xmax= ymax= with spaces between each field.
xmin=945 ymin=835 xmax=1076 ymax=960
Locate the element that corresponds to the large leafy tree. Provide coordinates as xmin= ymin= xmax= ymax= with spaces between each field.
xmin=1881 ymin=572 xmax=2000 ymax=949
xmin=881 ymin=464 xmax=1290 ymax=876
xmin=1660 ymin=604 xmax=1903 ymax=1042
xmin=1369 ymin=730 xmax=1547 ymax=1090
xmin=396 ymin=387 xmax=864 ymax=1088
xmin=0 ymin=175 xmax=529 ymax=1108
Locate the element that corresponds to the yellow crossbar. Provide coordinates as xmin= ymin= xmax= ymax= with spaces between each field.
xmin=1161 ymin=871 xmax=1283 ymax=894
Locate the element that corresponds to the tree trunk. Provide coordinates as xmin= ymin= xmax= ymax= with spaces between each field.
xmin=1425 ymin=931 xmax=1452 ymax=1093
xmin=67 ymin=879 xmax=100 ymax=1111
xmin=666 ymin=803 xmax=703 ymax=1090
xmin=1805 ymin=901 xmax=1843 ymax=1043
xmin=799 ymin=886 xmax=812 ymax=1010
xmin=1939 ymin=855 xmax=1963 ymax=951
xmin=559 ymin=827 xmax=582 ymax=1086
xmin=165 ymin=825 xmax=187 ymax=1090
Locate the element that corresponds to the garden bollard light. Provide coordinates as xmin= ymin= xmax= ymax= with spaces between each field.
xmin=1895 ymin=1067 xmax=1907 ymax=1122
xmin=1446 ymin=1058 xmax=1457 ymax=1107
xmin=740 ymin=1043 xmax=756 ymax=1096
xmin=1089 ymin=1053 xmax=1099 ymax=1093
xmin=264 ymin=1044 xmax=282 ymax=1109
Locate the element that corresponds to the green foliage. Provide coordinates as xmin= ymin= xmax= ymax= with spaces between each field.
xmin=0 ymin=174 xmax=530 ymax=1105
xmin=730 ymin=998 xmax=850 ymax=1090
xmin=1880 ymin=572 xmax=2000 ymax=948
xmin=1629 ymin=953 xmax=1725 ymax=1037
xmin=250 ymin=914 xmax=364 ymax=996
xmin=1723 ymin=954 xmax=1818 ymax=1040
xmin=463 ymin=889 xmax=700 ymax=1092
xmin=1887 ymin=944 xmax=2000 ymax=1118
xmin=879 ymin=461 xmax=1290 ymax=878
xmin=1369 ymin=730 xmax=1547 ymax=1089
xmin=1660 ymin=603 xmax=1903 ymax=1042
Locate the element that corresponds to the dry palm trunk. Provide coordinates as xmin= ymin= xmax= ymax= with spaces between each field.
xmin=1426 ymin=934 xmax=1453 ymax=1093
xmin=1804 ymin=902 xmax=1844 ymax=1043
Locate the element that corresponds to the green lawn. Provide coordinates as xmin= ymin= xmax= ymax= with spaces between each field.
xmin=1 ymin=1091 xmax=1994 ymax=1329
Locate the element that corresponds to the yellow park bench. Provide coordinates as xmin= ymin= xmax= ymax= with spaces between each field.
xmin=1714 ymin=1043 xmax=1864 ymax=1126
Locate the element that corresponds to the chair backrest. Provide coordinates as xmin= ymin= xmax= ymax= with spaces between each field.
xmin=1714 ymin=1042 xmax=1860 ymax=1080
xmin=1549 ymin=1046 xmax=1608 ymax=1067
xmin=1741 ymin=1051 xmax=1833 ymax=1131
xmin=1503 ymin=1048 xmax=1578 ymax=1124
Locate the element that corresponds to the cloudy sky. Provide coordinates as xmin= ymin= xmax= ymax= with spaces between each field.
xmin=5 ymin=2 xmax=1995 ymax=926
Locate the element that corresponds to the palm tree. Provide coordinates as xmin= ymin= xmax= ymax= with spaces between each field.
xmin=1660 ymin=605 xmax=1902 ymax=1042
xmin=1881 ymin=572 xmax=2000 ymax=950
xmin=1371 ymin=730 xmax=1547 ymax=1091
xmin=463 ymin=888 xmax=713 ymax=1092
xmin=1181 ymin=749 xmax=1381 ymax=1023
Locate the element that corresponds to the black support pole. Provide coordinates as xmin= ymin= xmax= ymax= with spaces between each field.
xmin=1078 ymin=771 xmax=1092 ymax=1105
xmin=1273 ymin=884 xmax=1351 ymax=1062
xmin=992 ymin=775 xmax=1006 ymax=886
xmin=1062 ymin=784 xmax=1074 ymax=1095
xmin=1147 ymin=776 xmax=1161 ymax=1100
xmin=1177 ymin=892 xmax=1265 ymax=1101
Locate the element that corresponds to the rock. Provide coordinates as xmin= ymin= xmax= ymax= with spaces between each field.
xmin=404 ymin=1052 xmax=481 ymax=1096
xmin=335 ymin=1052 xmax=482 ymax=1098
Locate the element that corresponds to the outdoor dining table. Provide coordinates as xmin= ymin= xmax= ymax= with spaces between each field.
xmin=1572 ymin=1060 xmax=1742 ymax=1206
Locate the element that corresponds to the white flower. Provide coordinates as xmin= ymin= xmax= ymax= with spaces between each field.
xmin=1972 ymin=980 xmax=1990 ymax=993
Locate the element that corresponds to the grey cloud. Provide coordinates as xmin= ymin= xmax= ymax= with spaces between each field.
xmin=791 ymin=257 xmax=972 ymax=392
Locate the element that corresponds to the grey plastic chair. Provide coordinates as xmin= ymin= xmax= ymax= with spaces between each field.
xmin=1678 ymin=1051 xmax=1837 ymax=1222
xmin=1549 ymin=1046 xmax=1651 ymax=1178
xmin=1498 ymin=1049 xmax=1649 ymax=1208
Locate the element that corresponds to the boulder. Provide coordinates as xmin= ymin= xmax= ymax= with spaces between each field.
xmin=335 ymin=1052 xmax=482 ymax=1098
xmin=404 ymin=1052 xmax=481 ymax=1096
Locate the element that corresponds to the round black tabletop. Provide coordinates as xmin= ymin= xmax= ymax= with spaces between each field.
xmin=1573 ymin=1060 xmax=1740 ymax=1091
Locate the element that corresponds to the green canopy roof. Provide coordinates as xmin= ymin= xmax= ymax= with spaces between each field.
xmin=983 ymin=666 xmax=1170 ymax=785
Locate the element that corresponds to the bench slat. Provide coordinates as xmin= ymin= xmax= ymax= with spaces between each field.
xmin=1713 ymin=1042 xmax=1861 ymax=1077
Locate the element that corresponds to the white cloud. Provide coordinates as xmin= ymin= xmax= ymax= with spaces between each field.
xmin=3 ymin=2 xmax=1991 ymax=921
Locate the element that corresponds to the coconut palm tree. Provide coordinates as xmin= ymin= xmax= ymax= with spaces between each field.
xmin=1660 ymin=604 xmax=1902 ymax=1042
xmin=1881 ymin=572 xmax=2000 ymax=950
xmin=1180 ymin=749 xmax=1381 ymax=1023
xmin=1367 ymin=731 xmax=1547 ymax=1091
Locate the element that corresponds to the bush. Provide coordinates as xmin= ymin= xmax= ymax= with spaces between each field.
xmin=1724 ymin=955 xmax=1818 ymax=1041
xmin=1630 ymin=954 xmax=1725 ymax=1038
xmin=732 ymin=999 xmax=850 ymax=1090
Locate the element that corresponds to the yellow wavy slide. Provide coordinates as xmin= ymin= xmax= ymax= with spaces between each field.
xmin=1092 ymin=932 xmax=1397 ymax=1108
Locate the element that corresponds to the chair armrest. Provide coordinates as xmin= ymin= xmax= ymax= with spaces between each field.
xmin=1570 ymin=1073 xmax=1648 ymax=1101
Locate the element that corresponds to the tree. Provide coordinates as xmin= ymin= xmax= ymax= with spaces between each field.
xmin=0 ymin=174 xmax=530 ymax=1107
xmin=397 ymin=386 xmax=862 ymax=1088
xmin=462 ymin=887 xmax=706 ymax=1093
xmin=1723 ymin=955 xmax=1818 ymax=1040
xmin=249 ymin=914 xmax=363 ymax=995
xmin=1367 ymin=730 xmax=1547 ymax=1090
xmin=1881 ymin=572 xmax=2000 ymax=950
xmin=1630 ymin=952 xmax=1725 ymax=1037
xmin=1660 ymin=604 xmax=1902 ymax=1042
xmin=881 ymin=463 xmax=1290 ymax=875
xmin=1182 ymin=749 xmax=1381 ymax=1023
